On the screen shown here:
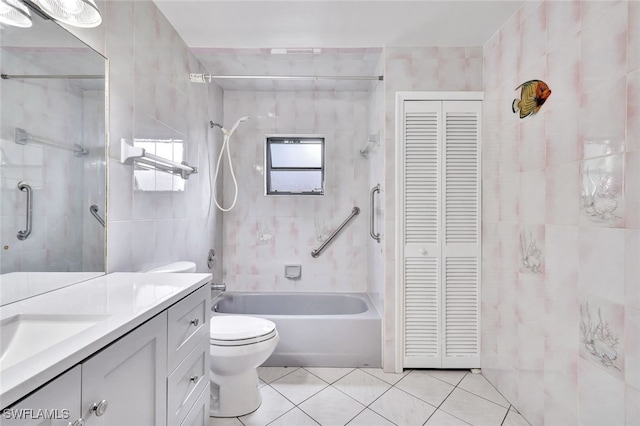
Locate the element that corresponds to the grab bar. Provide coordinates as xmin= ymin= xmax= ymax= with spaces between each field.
xmin=370 ymin=184 xmax=381 ymax=243
xmin=17 ymin=181 xmax=32 ymax=240
xmin=90 ymin=205 xmax=105 ymax=227
xmin=311 ymin=207 xmax=360 ymax=258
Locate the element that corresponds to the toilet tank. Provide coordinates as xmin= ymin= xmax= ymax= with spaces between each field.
xmin=147 ymin=261 xmax=196 ymax=273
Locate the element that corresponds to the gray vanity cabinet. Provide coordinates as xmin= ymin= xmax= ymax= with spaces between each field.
xmin=4 ymin=284 xmax=210 ymax=426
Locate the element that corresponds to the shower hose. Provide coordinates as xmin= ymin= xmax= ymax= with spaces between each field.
xmin=212 ymin=116 xmax=249 ymax=212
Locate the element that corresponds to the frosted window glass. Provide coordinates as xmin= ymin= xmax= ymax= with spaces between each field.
xmin=270 ymin=143 xmax=322 ymax=167
xmin=269 ymin=171 xmax=323 ymax=193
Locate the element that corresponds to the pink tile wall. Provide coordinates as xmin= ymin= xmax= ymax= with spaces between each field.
xmin=221 ymin=91 xmax=370 ymax=293
xmin=67 ymin=1 xmax=224 ymax=277
xmin=382 ymin=46 xmax=484 ymax=371
xmin=482 ymin=1 xmax=639 ymax=424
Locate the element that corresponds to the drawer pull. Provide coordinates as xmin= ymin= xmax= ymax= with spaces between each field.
xmin=190 ymin=318 xmax=200 ymax=326
xmin=90 ymin=400 xmax=108 ymax=416
xmin=189 ymin=375 xmax=199 ymax=382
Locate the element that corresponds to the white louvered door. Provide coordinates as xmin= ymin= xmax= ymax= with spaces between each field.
xmin=398 ymin=95 xmax=481 ymax=369
xmin=402 ymin=101 xmax=441 ymax=367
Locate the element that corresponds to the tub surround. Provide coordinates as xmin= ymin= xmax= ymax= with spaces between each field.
xmin=0 ymin=272 xmax=211 ymax=408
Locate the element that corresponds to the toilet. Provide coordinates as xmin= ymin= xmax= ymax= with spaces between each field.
xmin=146 ymin=261 xmax=196 ymax=273
xmin=209 ymin=315 xmax=279 ymax=417
xmin=147 ymin=261 xmax=279 ymax=418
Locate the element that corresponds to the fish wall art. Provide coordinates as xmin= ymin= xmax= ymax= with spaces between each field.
xmin=512 ymin=80 xmax=552 ymax=119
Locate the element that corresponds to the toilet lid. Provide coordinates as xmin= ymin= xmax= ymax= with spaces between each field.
xmin=210 ymin=315 xmax=276 ymax=343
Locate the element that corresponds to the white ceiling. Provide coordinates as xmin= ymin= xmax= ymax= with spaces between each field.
xmin=154 ymin=0 xmax=523 ymax=49
xmin=154 ymin=0 xmax=524 ymax=90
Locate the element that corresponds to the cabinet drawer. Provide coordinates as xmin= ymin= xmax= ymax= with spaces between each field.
xmin=180 ymin=385 xmax=209 ymax=426
xmin=168 ymin=284 xmax=210 ymax=371
xmin=167 ymin=336 xmax=209 ymax=426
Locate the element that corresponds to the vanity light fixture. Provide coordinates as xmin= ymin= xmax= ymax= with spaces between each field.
xmin=29 ymin=0 xmax=101 ymax=27
xmin=0 ymin=0 xmax=33 ymax=28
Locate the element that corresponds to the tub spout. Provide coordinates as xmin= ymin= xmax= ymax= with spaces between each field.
xmin=211 ymin=282 xmax=226 ymax=292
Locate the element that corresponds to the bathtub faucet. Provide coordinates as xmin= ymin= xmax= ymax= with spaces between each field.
xmin=211 ymin=282 xmax=226 ymax=292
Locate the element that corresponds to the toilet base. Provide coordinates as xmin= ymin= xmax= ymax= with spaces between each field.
xmin=209 ymin=369 xmax=262 ymax=417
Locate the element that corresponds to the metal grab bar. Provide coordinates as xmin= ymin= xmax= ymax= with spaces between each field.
xmin=15 ymin=127 xmax=88 ymax=157
xmin=311 ymin=207 xmax=360 ymax=258
xmin=17 ymin=181 xmax=32 ymax=240
xmin=370 ymin=184 xmax=381 ymax=243
xmin=90 ymin=205 xmax=105 ymax=227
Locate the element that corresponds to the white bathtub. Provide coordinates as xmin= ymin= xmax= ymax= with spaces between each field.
xmin=212 ymin=292 xmax=382 ymax=368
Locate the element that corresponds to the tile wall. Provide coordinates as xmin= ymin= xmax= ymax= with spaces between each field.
xmin=481 ymin=1 xmax=639 ymax=424
xmin=66 ymin=1 xmax=225 ymax=278
xmin=221 ymin=90 xmax=371 ymax=293
xmin=0 ymin=50 xmax=99 ymax=272
xmin=380 ymin=46 xmax=484 ymax=371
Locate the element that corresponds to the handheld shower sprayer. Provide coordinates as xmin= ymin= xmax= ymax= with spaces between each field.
xmin=211 ymin=116 xmax=250 ymax=212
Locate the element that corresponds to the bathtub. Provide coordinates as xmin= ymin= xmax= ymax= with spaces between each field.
xmin=212 ymin=292 xmax=382 ymax=368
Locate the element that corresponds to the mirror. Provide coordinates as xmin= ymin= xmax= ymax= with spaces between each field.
xmin=0 ymin=8 xmax=107 ymax=305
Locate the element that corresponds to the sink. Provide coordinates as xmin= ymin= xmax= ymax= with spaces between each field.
xmin=0 ymin=314 xmax=109 ymax=370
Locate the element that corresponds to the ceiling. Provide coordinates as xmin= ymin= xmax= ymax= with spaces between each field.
xmin=154 ymin=1 xmax=523 ymax=49
xmin=153 ymin=1 xmax=524 ymax=90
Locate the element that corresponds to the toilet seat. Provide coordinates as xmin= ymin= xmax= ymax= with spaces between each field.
xmin=210 ymin=316 xmax=277 ymax=347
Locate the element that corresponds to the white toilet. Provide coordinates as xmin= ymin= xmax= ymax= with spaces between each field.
xmin=209 ymin=315 xmax=279 ymax=417
xmin=147 ymin=261 xmax=197 ymax=273
xmin=147 ymin=261 xmax=279 ymax=418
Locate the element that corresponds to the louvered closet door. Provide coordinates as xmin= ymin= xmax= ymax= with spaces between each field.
xmin=402 ymin=100 xmax=442 ymax=368
xmin=400 ymin=98 xmax=481 ymax=369
xmin=442 ymin=101 xmax=481 ymax=368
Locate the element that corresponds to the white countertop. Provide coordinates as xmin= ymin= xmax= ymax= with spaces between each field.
xmin=0 ymin=272 xmax=212 ymax=409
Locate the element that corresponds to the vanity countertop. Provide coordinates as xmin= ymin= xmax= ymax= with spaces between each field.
xmin=0 ymin=272 xmax=212 ymax=409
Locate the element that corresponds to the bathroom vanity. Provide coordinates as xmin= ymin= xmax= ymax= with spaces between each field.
xmin=0 ymin=273 xmax=211 ymax=426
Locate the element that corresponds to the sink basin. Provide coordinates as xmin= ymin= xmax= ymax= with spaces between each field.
xmin=0 ymin=314 xmax=109 ymax=370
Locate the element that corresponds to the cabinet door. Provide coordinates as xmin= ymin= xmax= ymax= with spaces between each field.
xmin=3 ymin=366 xmax=81 ymax=426
xmin=81 ymin=313 xmax=167 ymax=426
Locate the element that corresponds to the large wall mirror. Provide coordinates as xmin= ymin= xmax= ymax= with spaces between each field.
xmin=0 ymin=8 xmax=107 ymax=304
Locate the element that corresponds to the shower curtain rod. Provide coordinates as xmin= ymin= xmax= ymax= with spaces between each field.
xmin=1 ymin=74 xmax=104 ymax=80
xmin=190 ymin=73 xmax=383 ymax=83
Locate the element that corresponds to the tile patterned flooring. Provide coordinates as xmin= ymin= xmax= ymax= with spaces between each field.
xmin=208 ymin=367 xmax=531 ymax=426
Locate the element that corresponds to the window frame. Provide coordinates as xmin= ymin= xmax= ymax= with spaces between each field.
xmin=264 ymin=134 xmax=325 ymax=196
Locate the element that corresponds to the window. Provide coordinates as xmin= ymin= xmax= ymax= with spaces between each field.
xmin=265 ymin=135 xmax=325 ymax=195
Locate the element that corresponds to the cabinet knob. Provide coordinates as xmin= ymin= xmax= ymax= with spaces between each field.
xmin=189 ymin=374 xmax=199 ymax=382
xmin=69 ymin=419 xmax=85 ymax=426
xmin=190 ymin=318 xmax=200 ymax=326
xmin=420 ymin=248 xmax=428 ymax=256
xmin=90 ymin=400 xmax=108 ymax=416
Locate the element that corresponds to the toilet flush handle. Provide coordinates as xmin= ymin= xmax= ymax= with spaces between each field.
xmin=211 ymin=282 xmax=226 ymax=292
xmin=190 ymin=318 xmax=200 ymax=326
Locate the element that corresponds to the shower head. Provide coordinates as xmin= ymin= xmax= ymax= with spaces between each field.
xmin=223 ymin=116 xmax=250 ymax=136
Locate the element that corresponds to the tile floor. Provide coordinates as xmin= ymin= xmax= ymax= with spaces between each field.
xmin=208 ymin=367 xmax=531 ymax=426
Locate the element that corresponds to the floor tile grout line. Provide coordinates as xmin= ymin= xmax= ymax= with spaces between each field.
xmin=258 ymin=366 xmax=301 ymax=385
xmin=267 ymin=380 xmax=330 ymax=409
xmin=358 ymin=366 xmax=409 ymax=385
xmin=359 ymin=381 xmax=407 ymax=426
xmin=464 ymin=371 xmax=516 ymax=410
xmin=301 ymin=366 xmax=356 ymax=384
xmin=452 ymin=382 xmax=512 ymax=410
